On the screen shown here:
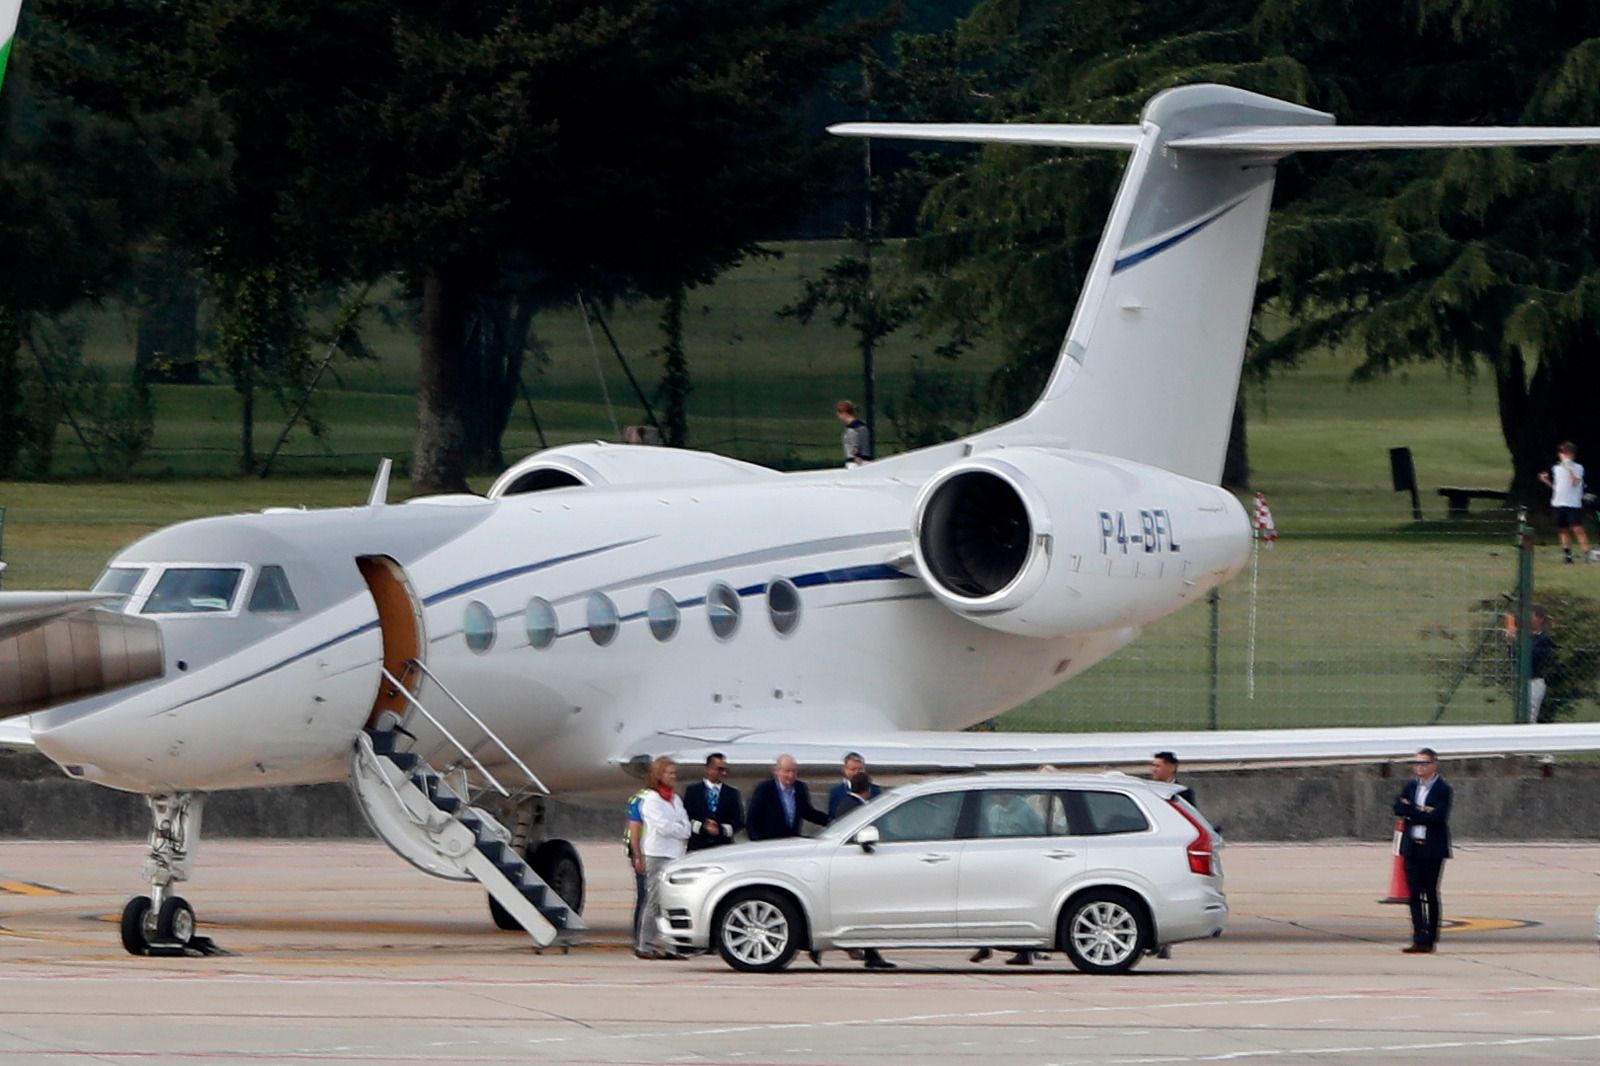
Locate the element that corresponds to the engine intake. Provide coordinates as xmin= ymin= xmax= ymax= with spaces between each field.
xmin=918 ymin=470 xmax=1033 ymax=599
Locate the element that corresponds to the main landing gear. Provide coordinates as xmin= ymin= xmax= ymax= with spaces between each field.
xmin=486 ymin=795 xmax=586 ymax=937
xmin=120 ymin=793 xmax=222 ymax=957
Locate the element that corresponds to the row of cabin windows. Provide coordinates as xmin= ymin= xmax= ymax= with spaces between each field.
xmin=462 ymin=579 xmax=803 ymax=654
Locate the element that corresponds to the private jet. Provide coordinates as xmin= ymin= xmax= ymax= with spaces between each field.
xmin=6 ymin=69 xmax=1600 ymax=955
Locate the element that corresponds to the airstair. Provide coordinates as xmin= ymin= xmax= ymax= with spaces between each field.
xmin=348 ymin=660 xmax=584 ymax=948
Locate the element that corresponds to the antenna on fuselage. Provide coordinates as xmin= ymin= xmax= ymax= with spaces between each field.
xmin=367 ymin=458 xmax=392 ymax=508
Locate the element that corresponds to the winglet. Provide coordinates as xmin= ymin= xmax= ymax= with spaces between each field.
xmin=1 ymin=1 xmax=23 ymax=95
xmin=367 ymin=458 xmax=392 ymax=508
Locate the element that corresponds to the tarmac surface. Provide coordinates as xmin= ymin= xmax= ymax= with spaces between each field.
xmin=0 ymin=839 xmax=1596 ymax=1065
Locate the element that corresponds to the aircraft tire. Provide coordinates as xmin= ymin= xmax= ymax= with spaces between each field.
xmin=530 ymin=839 xmax=585 ymax=915
xmin=488 ymin=894 xmax=520 ymax=930
xmin=157 ymin=896 xmax=196 ymax=945
xmin=119 ymin=897 xmax=152 ymax=956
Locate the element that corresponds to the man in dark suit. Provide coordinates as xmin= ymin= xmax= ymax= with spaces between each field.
xmin=1393 ymin=747 xmax=1453 ymax=954
xmin=827 ymin=752 xmax=882 ymax=819
xmin=1152 ymin=751 xmax=1196 ymax=807
xmin=746 ymin=754 xmax=829 ymax=841
xmin=682 ymin=752 xmax=743 ymax=851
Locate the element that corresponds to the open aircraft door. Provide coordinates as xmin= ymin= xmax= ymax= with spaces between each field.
xmin=356 ymin=555 xmax=425 ymax=729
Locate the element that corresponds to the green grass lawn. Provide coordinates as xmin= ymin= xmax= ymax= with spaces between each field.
xmin=8 ymin=239 xmax=1595 ymax=731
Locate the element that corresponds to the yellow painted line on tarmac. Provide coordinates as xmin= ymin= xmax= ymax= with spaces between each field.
xmin=1444 ymin=916 xmax=1541 ymax=933
xmin=0 ymin=880 xmax=67 ymax=896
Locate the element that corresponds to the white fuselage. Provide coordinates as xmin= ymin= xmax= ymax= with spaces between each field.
xmin=28 ymin=452 xmax=1248 ymax=798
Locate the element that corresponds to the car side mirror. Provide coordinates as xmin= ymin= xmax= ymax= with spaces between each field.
xmin=854 ymin=826 xmax=880 ymax=852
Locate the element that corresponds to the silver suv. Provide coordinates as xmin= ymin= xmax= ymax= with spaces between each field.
xmin=656 ymin=772 xmax=1225 ymax=974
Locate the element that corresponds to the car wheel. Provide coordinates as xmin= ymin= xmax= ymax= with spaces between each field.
xmin=715 ymin=889 xmax=801 ymax=973
xmin=1059 ymin=889 xmax=1147 ymax=975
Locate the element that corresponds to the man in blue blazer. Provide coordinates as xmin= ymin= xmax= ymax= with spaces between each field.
xmin=747 ymin=754 xmax=830 ymax=840
xmin=827 ymin=752 xmax=882 ymax=819
xmin=682 ymin=752 xmax=744 ymax=851
xmin=1393 ymin=747 xmax=1453 ymax=954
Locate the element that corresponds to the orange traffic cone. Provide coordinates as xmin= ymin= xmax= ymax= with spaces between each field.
xmin=1381 ymin=819 xmax=1409 ymax=904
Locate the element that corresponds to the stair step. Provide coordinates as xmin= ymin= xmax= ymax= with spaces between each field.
xmin=520 ymin=882 xmax=547 ymax=907
xmin=388 ymin=752 xmax=421 ymax=771
xmin=368 ymin=730 xmax=397 ymax=756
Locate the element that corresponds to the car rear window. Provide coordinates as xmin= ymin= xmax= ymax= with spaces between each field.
xmin=974 ymin=790 xmax=1070 ymax=838
xmin=1070 ymin=790 xmax=1150 ymax=835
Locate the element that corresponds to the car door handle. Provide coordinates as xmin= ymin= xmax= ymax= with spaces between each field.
xmin=919 ymin=853 xmax=953 ymax=864
xmin=1045 ymin=850 xmax=1078 ymax=860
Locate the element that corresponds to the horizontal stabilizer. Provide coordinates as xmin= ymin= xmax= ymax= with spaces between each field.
xmin=630 ymin=723 xmax=1600 ymax=777
xmin=1168 ymin=126 xmax=1600 ymax=152
xmin=827 ymin=122 xmax=1144 ymax=150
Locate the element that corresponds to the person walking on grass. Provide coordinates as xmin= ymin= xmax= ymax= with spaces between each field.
xmin=1538 ymin=442 xmax=1590 ymax=564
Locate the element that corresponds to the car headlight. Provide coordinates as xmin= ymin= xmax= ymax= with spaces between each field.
xmin=665 ymin=864 xmax=725 ymax=885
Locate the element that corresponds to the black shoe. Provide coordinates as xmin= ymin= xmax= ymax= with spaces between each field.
xmin=1401 ymin=944 xmax=1435 ymax=954
xmin=1004 ymin=952 xmax=1033 ymax=966
xmin=808 ymin=950 xmax=823 ymax=967
xmin=863 ymin=950 xmax=896 ymax=970
xmin=969 ymin=948 xmax=993 ymax=963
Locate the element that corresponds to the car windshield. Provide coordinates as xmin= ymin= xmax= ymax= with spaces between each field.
xmin=141 ymin=567 xmax=244 ymax=614
xmin=818 ymin=785 xmax=902 ymax=839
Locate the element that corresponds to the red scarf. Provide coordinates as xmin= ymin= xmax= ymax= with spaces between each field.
xmin=656 ymin=785 xmax=675 ymax=800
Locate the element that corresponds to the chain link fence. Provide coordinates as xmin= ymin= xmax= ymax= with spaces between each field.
xmin=1006 ymin=507 xmax=1600 ymax=732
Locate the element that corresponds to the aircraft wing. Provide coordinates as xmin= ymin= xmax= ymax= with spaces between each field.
xmin=0 ymin=716 xmax=34 ymax=751
xmin=0 ymin=591 xmax=122 ymax=641
xmin=630 ymin=722 xmax=1600 ymax=777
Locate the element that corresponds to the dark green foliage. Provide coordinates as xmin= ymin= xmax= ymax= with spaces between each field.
xmin=653 ymin=287 xmax=691 ymax=448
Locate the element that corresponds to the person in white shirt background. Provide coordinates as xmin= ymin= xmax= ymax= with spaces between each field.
xmin=1538 ymin=441 xmax=1590 ymax=564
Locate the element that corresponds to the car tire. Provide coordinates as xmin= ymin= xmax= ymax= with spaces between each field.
xmin=715 ymin=889 xmax=802 ymax=973
xmin=1059 ymin=889 xmax=1148 ymax=975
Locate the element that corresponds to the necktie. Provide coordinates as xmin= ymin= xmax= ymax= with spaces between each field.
xmin=708 ymin=787 xmax=719 ymax=813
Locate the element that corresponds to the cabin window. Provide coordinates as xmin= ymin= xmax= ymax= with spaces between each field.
xmin=248 ymin=565 xmax=300 ymax=613
xmin=141 ymin=567 xmax=243 ymax=615
xmin=463 ymin=601 xmax=496 ymax=654
xmin=767 ymin=578 xmax=801 ymax=636
xmin=706 ymin=582 xmax=741 ymax=641
xmin=587 ymin=593 xmax=619 ymax=646
xmin=647 ymin=588 xmax=679 ymax=642
xmin=525 ymin=597 xmax=557 ymax=649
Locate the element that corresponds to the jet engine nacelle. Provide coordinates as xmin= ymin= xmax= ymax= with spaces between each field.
xmin=911 ymin=447 xmax=1250 ymax=638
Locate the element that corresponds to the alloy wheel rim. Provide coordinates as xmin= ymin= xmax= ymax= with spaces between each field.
xmin=723 ymin=900 xmax=789 ymax=964
xmin=1071 ymin=901 xmax=1138 ymax=965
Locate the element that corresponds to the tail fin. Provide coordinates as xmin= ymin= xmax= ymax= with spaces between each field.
xmin=1 ymin=1 xmax=21 ymax=94
xmin=832 ymin=84 xmax=1600 ymax=483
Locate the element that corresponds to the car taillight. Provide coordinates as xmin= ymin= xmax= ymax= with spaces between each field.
xmin=1170 ymin=798 xmax=1215 ymax=876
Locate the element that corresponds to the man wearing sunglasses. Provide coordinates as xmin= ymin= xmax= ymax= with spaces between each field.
xmin=1393 ymin=748 xmax=1453 ymax=954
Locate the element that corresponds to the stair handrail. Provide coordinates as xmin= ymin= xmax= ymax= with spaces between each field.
xmin=379 ymin=667 xmax=510 ymax=797
xmin=353 ymin=733 xmax=434 ymax=828
xmin=405 ymin=657 xmax=550 ymax=796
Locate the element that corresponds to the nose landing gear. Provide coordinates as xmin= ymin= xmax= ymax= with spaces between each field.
xmin=120 ymin=793 xmax=223 ymax=957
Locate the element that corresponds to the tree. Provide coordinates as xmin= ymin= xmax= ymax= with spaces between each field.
xmin=1247 ymin=0 xmax=1600 ymax=508
xmin=0 ymin=1 xmax=228 ymax=477
xmin=892 ymin=0 xmax=1600 ymax=499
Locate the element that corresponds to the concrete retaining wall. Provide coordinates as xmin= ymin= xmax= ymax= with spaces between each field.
xmin=2 ymin=751 xmax=1594 ymax=842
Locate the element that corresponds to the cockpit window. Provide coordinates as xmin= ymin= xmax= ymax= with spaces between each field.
xmin=248 ymin=565 xmax=300 ymax=613
xmin=141 ymin=567 xmax=244 ymax=614
xmin=92 ymin=567 xmax=146 ymax=611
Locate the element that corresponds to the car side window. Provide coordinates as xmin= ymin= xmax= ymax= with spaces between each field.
xmin=974 ymin=790 xmax=1065 ymax=839
xmin=871 ymin=791 xmax=965 ymax=843
xmin=1069 ymin=790 xmax=1151 ymax=835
